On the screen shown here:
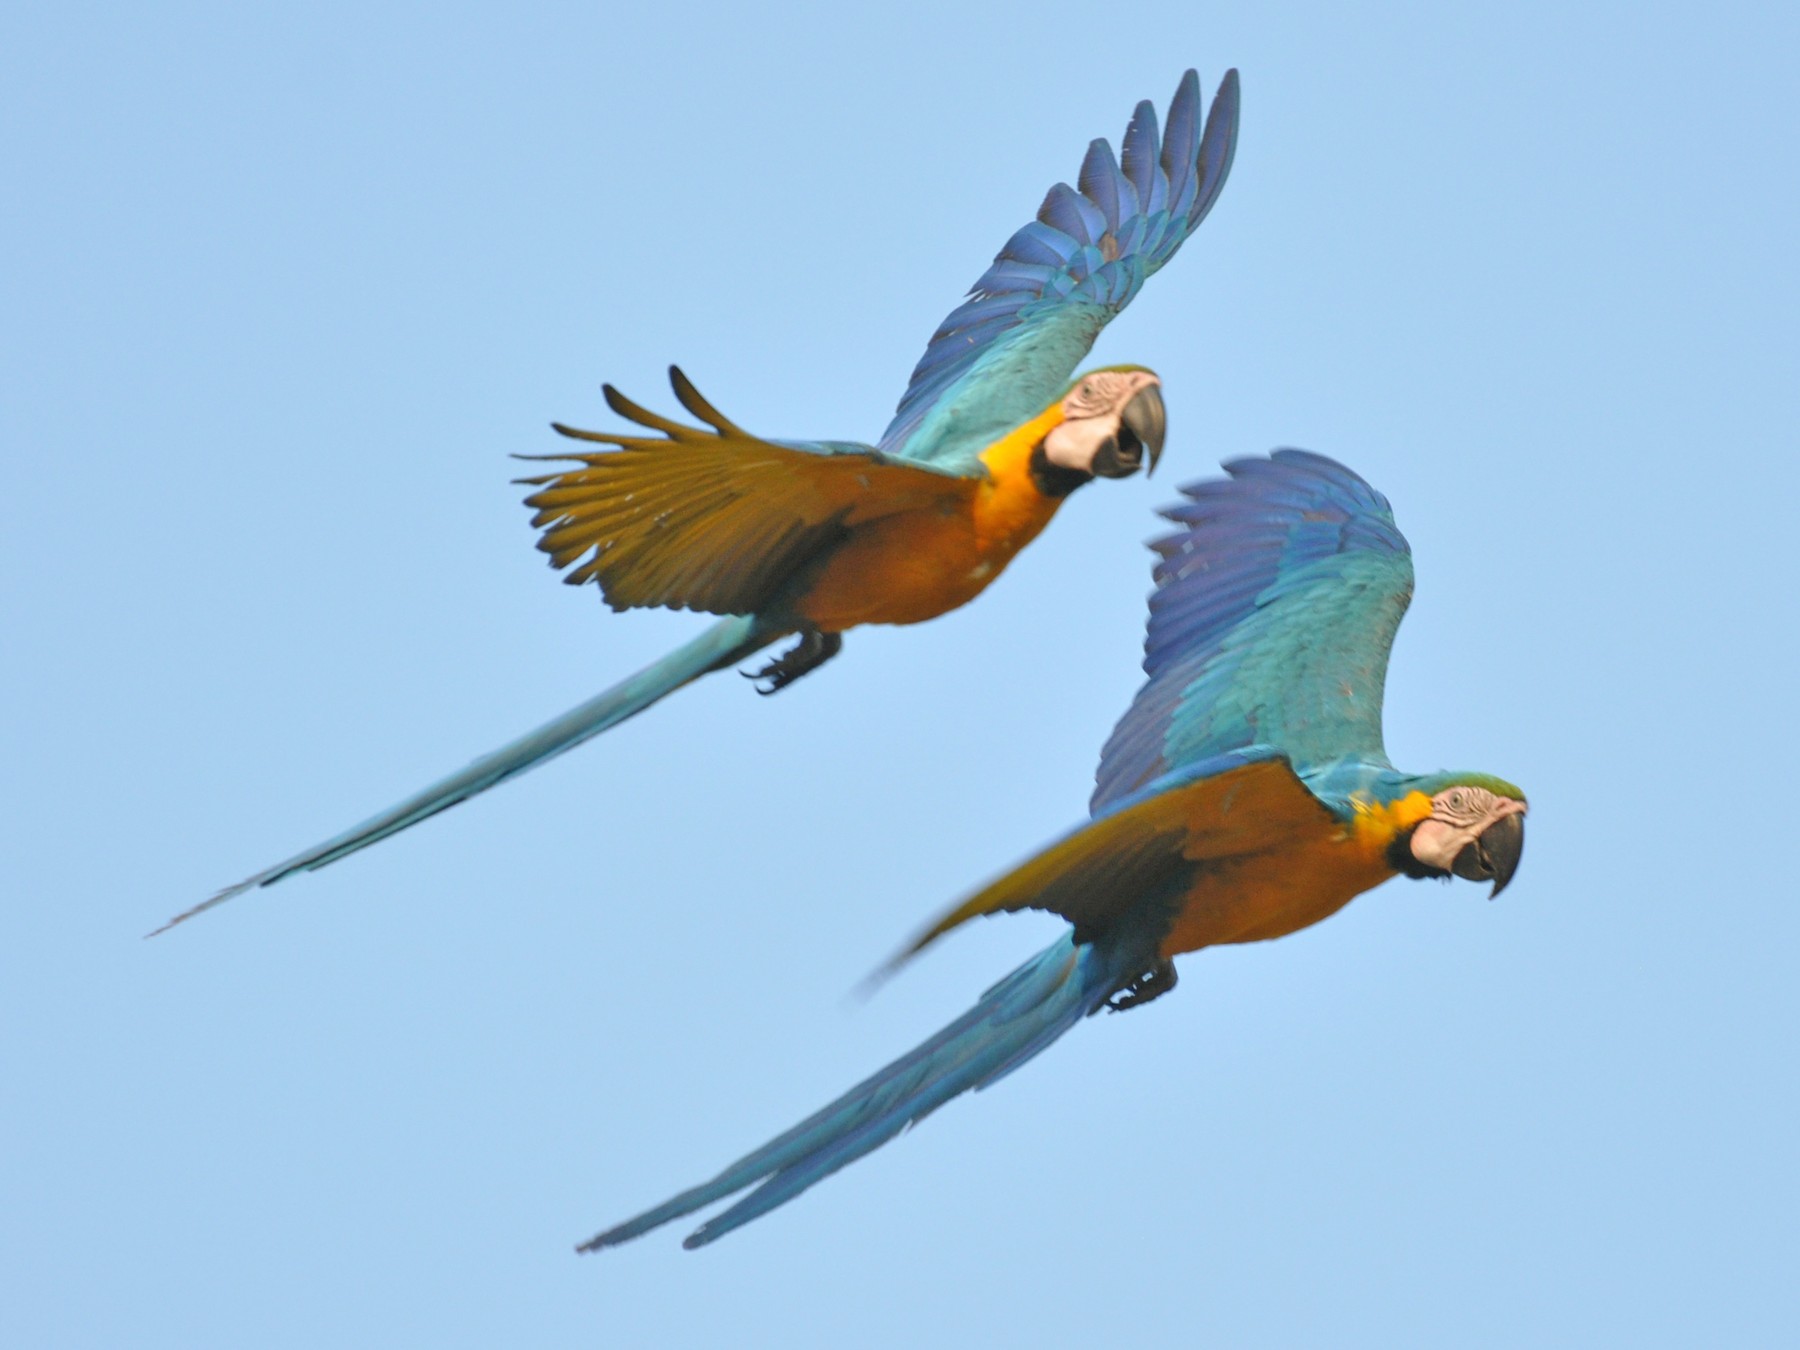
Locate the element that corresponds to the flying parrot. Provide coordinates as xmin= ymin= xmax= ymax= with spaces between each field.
xmin=158 ymin=68 xmax=1241 ymax=934
xmin=577 ymin=449 xmax=1528 ymax=1252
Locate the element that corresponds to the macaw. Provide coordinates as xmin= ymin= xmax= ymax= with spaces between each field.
xmin=577 ymin=450 xmax=1528 ymax=1252
xmin=158 ymin=68 xmax=1241 ymax=934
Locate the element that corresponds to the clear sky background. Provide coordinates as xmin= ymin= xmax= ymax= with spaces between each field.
xmin=5 ymin=2 xmax=1797 ymax=1345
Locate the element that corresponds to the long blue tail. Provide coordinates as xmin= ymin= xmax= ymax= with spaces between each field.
xmin=580 ymin=933 xmax=1130 ymax=1252
xmin=155 ymin=614 xmax=777 ymax=935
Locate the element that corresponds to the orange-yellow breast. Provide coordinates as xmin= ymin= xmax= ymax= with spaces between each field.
xmin=1158 ymin=791 xmax=1436 ymax=958
xmin=794 ymin=406 xmax=1067 ymax=630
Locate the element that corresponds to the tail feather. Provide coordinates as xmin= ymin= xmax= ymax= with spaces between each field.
xmin=580 ymin=933 xmax=1128 ymax=1252
xmin=155 ymin=615 xmax=776 ymax=935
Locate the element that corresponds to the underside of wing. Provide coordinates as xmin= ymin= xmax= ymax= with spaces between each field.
xmin=1093 ymin=451 xmax=1415 ymax=812
xmin=877 ymin=68 xmax=1240 ymax=472
xmin=898 ymin=752 xmax=1333 ymax=961
xmin=520 ymin=368 xmax=974 ymax=616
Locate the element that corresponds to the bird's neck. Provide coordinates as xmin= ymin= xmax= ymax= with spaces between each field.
xmin=971 ymin=404 xmax=1077 ymax=550
xmin=977 ymin=404 xmax=1084 ymax=500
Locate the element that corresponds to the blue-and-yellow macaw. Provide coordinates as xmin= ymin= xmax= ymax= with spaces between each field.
xmin=159 ymin=68 xmax=1240 ymax=934
xmin=578 ymin=450 xmax=1528 ymax=1251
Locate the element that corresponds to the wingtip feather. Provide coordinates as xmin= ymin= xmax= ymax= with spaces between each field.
xmin=667 ymin=366 xmax=751 ymax=437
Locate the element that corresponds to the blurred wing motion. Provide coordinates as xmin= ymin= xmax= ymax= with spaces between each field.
xmin=879 ymin=68 xmax=1240 ymax=472
xmin=1092 ymin=449 xmax=1414 ymax=810
xmin=521 ymin=367 xmax=972 ymax=615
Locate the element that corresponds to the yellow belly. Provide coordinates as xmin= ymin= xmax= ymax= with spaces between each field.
xmin=1159 ymin=791 xmax=1433 ymax=958
xmin=794 ymin=407 xmax=1066 ymax=631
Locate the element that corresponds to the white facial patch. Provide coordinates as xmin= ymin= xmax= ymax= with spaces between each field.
xmin=1042 ymin=370 xmax=1160 ymax=473
xmin=1409 ymin=786 xmax=1528 ymax=872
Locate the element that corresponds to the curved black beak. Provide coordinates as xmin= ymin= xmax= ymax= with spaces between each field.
xmin=1450 ymin=813 xmax=1525 ymax=898
xmin=1123 ymin=382 xmax=1166 ymax=476
xmin=1091 ymin=383 xmax=1167 ymax=479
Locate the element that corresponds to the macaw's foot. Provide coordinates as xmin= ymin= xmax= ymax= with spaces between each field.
xmin=1106 ymin=959 xmax=1179 ymax=1013
xmin=746 ymin=629 xmax=843 ymax=695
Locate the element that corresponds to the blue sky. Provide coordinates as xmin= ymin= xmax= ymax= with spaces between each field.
xmin=5 ymin=1 xmax=1797 ymax=1344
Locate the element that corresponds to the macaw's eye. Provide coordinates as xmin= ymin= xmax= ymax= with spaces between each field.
xmin=1080 ymin=382 xmax=1094 ymax=398
xmin=1449 ymin=791 xmax=1465 ymax=810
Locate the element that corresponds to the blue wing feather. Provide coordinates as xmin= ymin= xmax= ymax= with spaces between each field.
xmin=994 ymin=219 xmax=1079 ymax=268
xmin=1122 ymin=100 xmax=1165 ymax=215
xmin=1161 ymin=70 xmax=1201 ymax=210
xmin=1040 ymin=181 xmax=1110 ymax=247
xmin=878 ymin=68 xmax=1241 ymax=472
xmin=967 ymin=259 xmax=1059 ymax=293
xmin=932 ymin=291 xmax=1033 ymax=334
xmin=1092 ymin=451 xmax=1414 ymax=812
xmin=1078 ymin=139 xmax=1135 ymax=232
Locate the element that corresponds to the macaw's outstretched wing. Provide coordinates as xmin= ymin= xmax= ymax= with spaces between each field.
xmin=876 ymin=68 xmax=1240 ymax=473
xmin=1092 ymin=451 xmax=1414 ymax=813
xmin=895 ymin=750 xmax=1334 ymax=962
xmin=519 ymin=367 xmax=974 ymax=616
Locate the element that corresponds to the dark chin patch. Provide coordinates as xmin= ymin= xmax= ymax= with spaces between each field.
xmin=1090 ymin=430 xmax=1143 ymax=479
xmin=1388 ymin=826 xmax=1449 ymax=881
xmin=1029 ymin=443 xmax=1094 ymax=498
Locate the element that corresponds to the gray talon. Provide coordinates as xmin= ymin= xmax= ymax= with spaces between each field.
xmin=1106 ymin=959 xmax=1179 ymax=1013
xmin=746 ymin=629 xmax=843 ymax=695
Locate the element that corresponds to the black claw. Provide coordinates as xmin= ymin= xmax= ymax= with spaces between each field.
xmin=745 ymin=629 xmax=843 ymax=695
xmin=1105 ymin=959 xmax=1179 ymax=1013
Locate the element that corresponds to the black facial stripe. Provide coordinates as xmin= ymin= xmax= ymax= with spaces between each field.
xmin=1029 ymin=443 xmax=1093 ymax=498
xmin=1388 ymin=825 xmax=1449 ymax=881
